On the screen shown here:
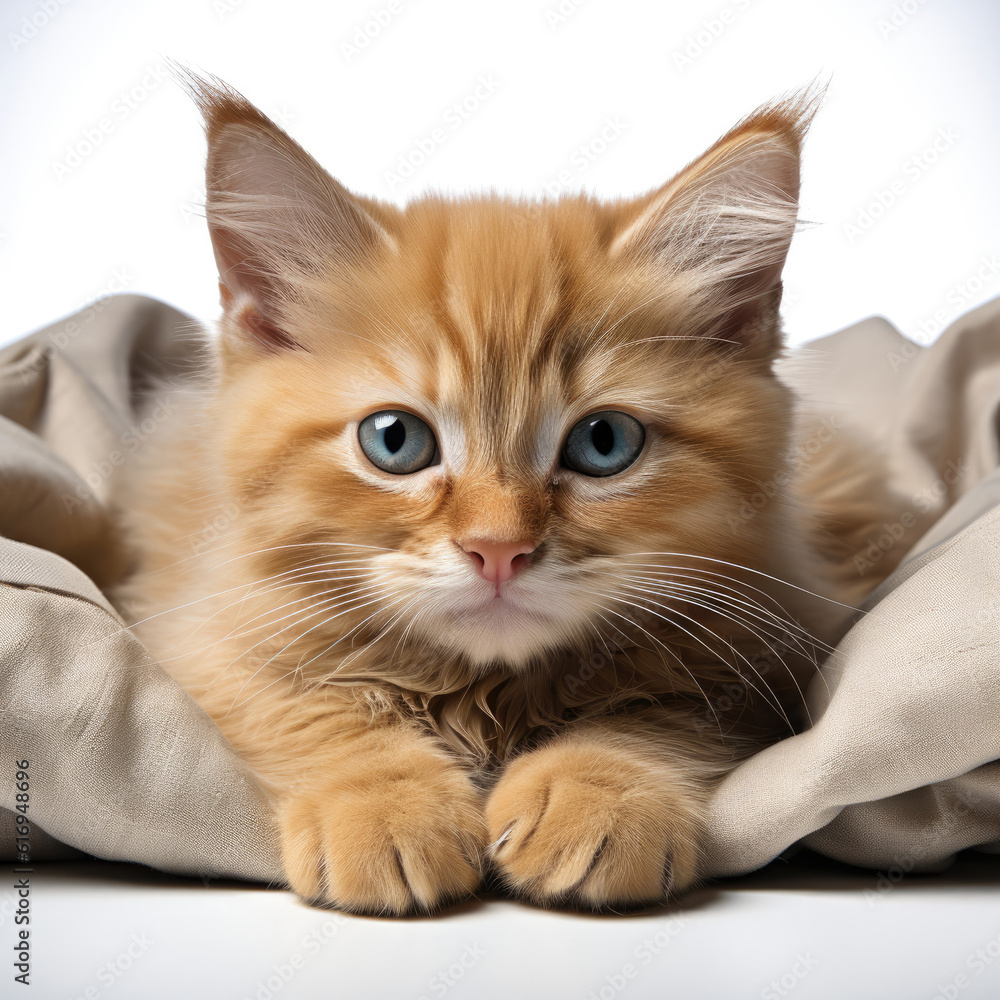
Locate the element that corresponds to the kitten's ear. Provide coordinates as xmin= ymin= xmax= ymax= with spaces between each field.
xmin=611 ymin=88 xmax=820 ymax=359
xmin=180 ymin=71 xmax=395 ymax=354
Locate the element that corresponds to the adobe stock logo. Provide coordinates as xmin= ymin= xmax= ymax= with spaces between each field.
xmin=542 ymin=117 xmax=628 ymax=198
xmin=51 ymin=64 xmax=170 ymax=180
xmin=383 ymin=76 xmax=500 ymax=193
xmin=842 ymin=128 xmax=958 ymax=244
xmin=672 ymin=0 xmax=753 ymax=72
xmin=7 ymin=0 xmax=72 ymax=53
xmin=340 ymin=0 xmax=412 ymax=63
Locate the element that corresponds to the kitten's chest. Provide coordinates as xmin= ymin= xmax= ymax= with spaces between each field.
xmin=401 ymin=632 xmax=815 ymax=764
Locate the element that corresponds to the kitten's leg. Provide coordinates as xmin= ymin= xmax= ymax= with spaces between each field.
xmin=485 ymin=711 xmax=726 ymax=909
xmin=276 ymin=710 xmax=486 ymax=915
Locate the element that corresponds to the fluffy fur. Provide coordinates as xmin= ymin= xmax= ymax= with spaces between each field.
xmin=113 ymin=76 xmax=896 ymax=915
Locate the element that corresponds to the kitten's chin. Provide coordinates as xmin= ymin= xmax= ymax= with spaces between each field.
xmin=426 ymin=592 xmax=580 ymax=670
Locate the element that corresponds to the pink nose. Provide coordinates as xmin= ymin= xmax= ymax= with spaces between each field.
xmin=459 ymin=538 xmax=536 ymax=585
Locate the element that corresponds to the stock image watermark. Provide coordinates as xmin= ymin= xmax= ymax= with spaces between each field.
xmin=189 ymin=502 xmax=241 ymax=555
xmin=416 ymin=942 xmax=485 ymax=1000
xmin=19 ymin=269 xmax=134 ymax=384
xmin=341 ymin=0 xmax=412 ymax=62
xmin=558 ymin=604 xmax=663 ymax=701
xmin=726 ymin=414 xmax=843 ymax=532
xmin=842 ymin=127 xmax=958 ymax=244
xmin=541 ymin=116 xmax=628 ymax=198
xmin=586 ymin=915 xmax=688 ymax=1000
xmin=862 ymin=786 xmax=977 ymax=908
xmin=853 ymin=458 xmax=967 ymax=577
xmin=62 ymin=394 xmax=179 ymax=514
xmin=12 ymin=759 xmax=31 ymax=987
xmin=179 ymin=108 xmax=294 ymax=224
xmin=877 ymin=0 xmax=931 ymax=39
xmin=214 ymin=0 xmax=249 ymax=18
xmin=930 ymin=927 xmax=1000 ymax=1000
xmin=384 ymin=75 xmax=500 ymax=193
xmin=544 ymin=0 xmax=590 ymax=29
xmin=672 ymin=0 xmax=752 ymax=72
xmin=760 ymin=952 xmax=819 ymax=999
xmin=888 ymin=254 xmax=1000 ymax=371
xmin=52 ymin=64 xmax=170 ymax=180
xmin=240 ymin=915 xmax=347 ymax=1000
xmin=69 ymin=933 xmax=154 ymax=1000
xmin=7 ymin=0 xmax=72 ymax=53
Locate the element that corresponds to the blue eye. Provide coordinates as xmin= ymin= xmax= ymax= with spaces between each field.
xmin=358 ymin=410 xmax=438 ymax=474
xmin=562 ymin=410 xmax=645 ymax=477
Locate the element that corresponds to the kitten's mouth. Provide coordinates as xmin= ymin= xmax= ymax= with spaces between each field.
xmin=442 ymin=578 xmax=554 ymax=633
xmin=463 ymin=580 xmax=534 ymax=613
xmin=413 ymin=575 xmax=584 ymax=667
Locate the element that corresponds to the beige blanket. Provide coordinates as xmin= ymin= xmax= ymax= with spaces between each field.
xmin=1 ymin=294 xmax=998 ymax=883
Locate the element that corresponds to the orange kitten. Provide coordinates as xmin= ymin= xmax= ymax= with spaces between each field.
xmin=114 ymin=76 xmax=889 ymax=914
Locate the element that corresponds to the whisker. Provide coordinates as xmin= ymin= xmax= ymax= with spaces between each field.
xmin=625 ymin=551 xmax=861 ymax=612
xmin=158 ymin=584 xmax=390 ymax=666
xmin=616 ymin=564 xmax=843 ymax=660
xmin=134 ymin=539 xmax=398 ymax=583
xmin=281 ymin=591 xmax=417 ymax=687
xmin=331 ymin=594 xmax=425 ymax=680
xmin=224 ymin=588 xmax=409 ymax=712
xmin=232 ymin=590 xmax=412 ymax=704
xmin=211 ymin=571 xmax=381 ymax=633
xmin=123 ymin=556 xmax=381 ymax=629
xmin=611 ymin=580 xmax=806 ymax=727
xmin=580 ymin=594 xmax=724 ymax=737
xmin=592 ymin=586 xmax=794 ymax=731
xmin=611 ymin=572 xmax=825 ymax=665
xmin=619 ymin=577 xmax=802 ymax=659
xmin=612 ymin=566 xmax=835 ymax=655
xmin=584 ymin=612 xmax=646 ymax=689
xmin=175 ymin=568 xmax=382 ymax=642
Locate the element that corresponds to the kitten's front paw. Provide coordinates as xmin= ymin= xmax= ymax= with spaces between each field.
xmin=279 ymin=753 xmax=486 ymax=915
xmin=486 ymin=740 xmax=703 ymax=910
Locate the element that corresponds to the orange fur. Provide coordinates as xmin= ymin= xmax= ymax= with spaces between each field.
xmin=113 ymin=76 xmax=893 ymax=914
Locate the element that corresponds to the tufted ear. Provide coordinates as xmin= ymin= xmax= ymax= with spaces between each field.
xmin=611 ymin=88 xmax=821 ymax=359
xmin=180 ymin=71 xmax=395 ymax=354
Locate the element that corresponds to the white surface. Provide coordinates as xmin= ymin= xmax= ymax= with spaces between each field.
xmin=12 ymin=856 xmax=1000 ymax=999
xmin=1 ymin=0 xmax=999 ymax=349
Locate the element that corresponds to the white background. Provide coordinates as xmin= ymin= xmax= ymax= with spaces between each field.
xmin=1 ymin=0 xmax=998 ymax=350
xmin=4 ymin=5 xmax=1000 ymax=998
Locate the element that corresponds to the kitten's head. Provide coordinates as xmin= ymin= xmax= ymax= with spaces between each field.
xmin=186 ymin=75 xmax=817 ymax=673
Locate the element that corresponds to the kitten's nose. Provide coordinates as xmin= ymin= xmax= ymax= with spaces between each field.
xmin=459 ymin=538 xmax=536 ymax=585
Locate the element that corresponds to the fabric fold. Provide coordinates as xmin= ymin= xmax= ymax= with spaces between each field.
xmin=1 ymin=292 xmax=998 ymax=882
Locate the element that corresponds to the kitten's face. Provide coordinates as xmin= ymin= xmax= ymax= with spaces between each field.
xmin=190 ymin=77 xmax=811 ymax=671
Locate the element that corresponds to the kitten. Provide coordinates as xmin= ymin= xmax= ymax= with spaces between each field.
xmin=114 ymin=75 xmax=890 ymax=914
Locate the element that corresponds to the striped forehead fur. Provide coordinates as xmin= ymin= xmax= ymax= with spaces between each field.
xmin=145 ymin=71 xmax=829 ymax=760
